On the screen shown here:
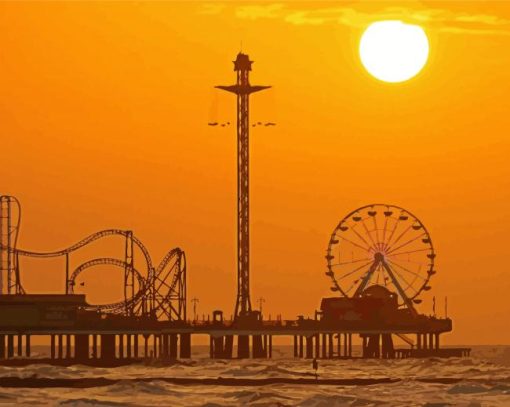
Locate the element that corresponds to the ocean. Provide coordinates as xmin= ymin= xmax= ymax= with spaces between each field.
xmin=0 ymin=345 xmax=509 ymax=406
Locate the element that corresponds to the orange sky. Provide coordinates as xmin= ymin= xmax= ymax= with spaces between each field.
xmin=1 ymin=1 xmax=510 ymax=344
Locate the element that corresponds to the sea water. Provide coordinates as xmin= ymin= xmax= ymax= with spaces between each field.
xmin=0 ymin=345 xmax=509 ymax=406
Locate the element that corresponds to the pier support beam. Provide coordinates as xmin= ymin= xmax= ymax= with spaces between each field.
xmin=25 ymin=335 xmax=30 ymax=358
xmin=328 ymin=334 xmax=334 ymax=359
xmin=127 ymin=335 xmax=132 ymax=359
xmin=92 ymin=335 xmax=98 ymax=359
xmin=134 ymin=335 xmax=139 ymax=358
xmin=119 ymin=334 xmax=124 ymax=359
xmin=50 ymin=335 xmax=55 ymax=359
xmin=75 ymin=335 xmax=89 ymax=362
xmin=315 ymin=334 xmax=320 ymax=358
xmin=299 ymin=335 xmax=304 ymax=358
xmin=7 ymin=335 xmax=14 ymax=358
xmin=223 ymin=335 xmax=233 ymax=359
xmin=143 ymin=335 xmax=149 ymax=358
xmin=57 ymin=335 xmax=63 ymax=359
xmin=216 ymin=336 xmax=224 ymax=358
xmin=293 ymin=336 xmax=298 ymax=358
xmin=0 ymin=335 xmax=4 ymax=359
xmin=66 ymin=335 xmax=71 ymax=359
xmin=169 ymin=334 xmax=178 ymax=359
xmin=17 ymin=334 xmax=22 ymax=357
xmin=237 ymin=335 xmax=249 ymax=359
xmin=268 ymin=335 xmax=272 ymax=358
xmin=180 ymin=333 xmax=191 ymax=358
xmin=253 ymin=335 xmax=264 ymax=358
xmin=305 ymin=336 xmax=313 ymax=359
xmin=100 ymin=334 xmax=116 ymax=362
xmin=162 ymin=334 xmax=169 ymax=359
xmin=381 ymin=334 xmax=394 ymax=359
xmin=366 ymin=334 xmax=380 ymax=358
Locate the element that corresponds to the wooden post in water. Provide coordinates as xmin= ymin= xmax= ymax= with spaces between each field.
xmin=134 ymin=335 xmax=139 ymax=358
xmin=17 ymin=334 xmax=22 ymax=357
xmin=50 ymin=335 xmax=55 ymax=359
xmin=25 ymin=335 xmax=30 ymax=358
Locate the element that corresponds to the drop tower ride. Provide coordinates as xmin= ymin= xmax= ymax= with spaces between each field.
xmin=216 ymin=53 xmax=270 ymax=321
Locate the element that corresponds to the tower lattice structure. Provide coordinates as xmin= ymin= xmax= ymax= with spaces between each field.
xmin=216 ymin=53 xmax=270 ymax=319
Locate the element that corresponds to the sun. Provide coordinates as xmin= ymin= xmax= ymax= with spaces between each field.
xmin=359 ymin=20 xmax=429 ymax=83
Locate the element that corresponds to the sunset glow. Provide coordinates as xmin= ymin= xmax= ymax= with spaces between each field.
xmin=1 ymin=1 xmax=510 ymax=346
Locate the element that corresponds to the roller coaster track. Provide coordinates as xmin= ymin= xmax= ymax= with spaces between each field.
xmin=0 ymin=221 xmax=186 ymax=320
xmin=68 ymin=257 xmax=147 ymax=313
xmin=0 ymin=196 xmax=23 ymax=294
xmin=11 ymin=229 xmax=153 ymax=271
xmin=152 ymin=248 xmax=186 ymax=320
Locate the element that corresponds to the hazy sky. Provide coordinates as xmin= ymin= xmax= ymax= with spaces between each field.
xmin=1 ymin=1 xmax=510 ymax=344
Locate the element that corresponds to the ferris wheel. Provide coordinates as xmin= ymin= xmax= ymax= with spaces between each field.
xmin=325 ymin=204 xmax=435 ymax=308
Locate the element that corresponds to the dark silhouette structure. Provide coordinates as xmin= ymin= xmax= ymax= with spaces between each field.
xmin=216 ymin=53 xmax=270 ymax=359
xmin=0 ymin=196 xmax=23 ymax=295
xmin=216 ymin=53 xmax=270 ymax=320
xmin=0 ymin=55 xmax=470 ymax=365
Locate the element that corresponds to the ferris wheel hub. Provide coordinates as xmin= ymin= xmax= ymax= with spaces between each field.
xmin=374 ymin=252 xmax=385 ymax=262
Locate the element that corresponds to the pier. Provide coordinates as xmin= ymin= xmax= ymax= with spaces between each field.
xmin=0 ymin=293 xmax=467 ymax=365
xmin=0 ymin=54 xmax=470 ymax=366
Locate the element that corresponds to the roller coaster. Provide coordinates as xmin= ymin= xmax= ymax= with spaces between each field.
xmin=0 ymin=196 xmax=186 ymax=321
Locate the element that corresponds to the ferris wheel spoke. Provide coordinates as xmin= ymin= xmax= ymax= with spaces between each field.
xmin=381 ymin=215 xmax=390 ymax=250
xmin=385 ymin=224 xmax=413 ymax=253
xmin=338 ymin=235 xmax=372 ymax=253
xmin=384 ymin=214 xmax=403 ymax=250
xmin=360 ymin=218 xmax=379 ymax=251
xmin=387 ymin=260 xmax=422 ymax=292
xmin=387 ymin=256 xmax=428 ymax=266
xmin=331 ymin=279 xmax=348 ymax=297
xmin=372 ymin=215 xmax=381 ymax=250
xmin=336 ymin=259 xmax=374 ymax=281
xmin=386 ymin=258 xmax=427 ymax=281
xmin=386 ymin=232 xmax=427 ymax=255
xmin=392 ymin=268 xmax=418 ymax=295
xmin=344 ymin=280 xmax=359 ymax=296
xmin=387 ymin=247 xmax=431 ymax=257
xmin=350 ymin=225 xmax=375 ymax=252
xmin=331 ymin=257 xmax=372 ymax=267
